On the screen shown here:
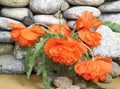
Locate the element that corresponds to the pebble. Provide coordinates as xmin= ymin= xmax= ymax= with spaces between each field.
xmin=33 ymin=15 xmax=66 ymax=25
xmin=100 ymin=13 xmax=120 ymax=25
xmin=1 ymin=8 xmax=33 ymax=21
xmin=23 ymin=16 xmax=34 ymax=26
xmin=54 ymin=76 xmax=73 ymax=88
xmin=0 ymin=17 xmax=21 ymax=30
xmin=67 ymin=0 xmax=105 ymax=6
xmin=13 ymin=43 xmax=26 ymax=60
xmin=61 ymin=1 xmax=70 ymax=11
xmin=63 ymin=6 xmax=101 ymax=19
xmin=67 ymin=20 xmax=76 ymax=29
xmin=29 ymin=0 xmax=63 ymax=14
xmin=110 ymin=62 xmax=120 ymax=77
xmin=0 ymin=44 xmax=14 ymax=55
xmin=0 ymin=0 xmax=29 ymax=7
xmin=0 ymin=55 xmax=25 ymax=74
xmin=99 ymin=1 xmax=120 ymax=12
xmin=100 ymin=74 xmax=113 ymax=83
xmin=56 ymin=85 xmax=80 ymax=89
xmin=0 ymin=31 xmax=14 ymax=43
xmin=93 ymin=25 xmax=120 ymax=58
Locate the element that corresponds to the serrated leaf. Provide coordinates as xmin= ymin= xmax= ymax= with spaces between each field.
xmin=103 ymin=21 xmax=120 ymax=32
xmin=36 ymin=63 xmax=44 ymax=75
xmin=42 ymin=69 xmax=51 ymax=89
xmin=25 ymin=37 xmax=49 ymax=80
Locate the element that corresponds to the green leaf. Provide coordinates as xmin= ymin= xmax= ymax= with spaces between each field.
xmin=42 ymin=68 xmax=51 ymax=89
xmin=25 ymin=37 xmax=49 ymax=80
xmin=82 ymin=54 xmax=90 ymax=61
xmin=103 ymin=21 xmax=120 ymax=32
xmin=36 ymin=63 xmax=44 ymax=75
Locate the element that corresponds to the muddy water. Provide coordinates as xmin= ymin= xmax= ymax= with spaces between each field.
xmin=0 ymin=74 xmax=119 ymax=89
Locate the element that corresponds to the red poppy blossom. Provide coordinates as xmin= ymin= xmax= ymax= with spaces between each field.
xmin=44 ymin=36 xmax=88 ymax=65
xmin=9 ymin=23 xmax=45 ymax=46
xmin=75 ymin=11 xmax=102 ymax=47
xmin=74 ymin=56 xmax=112 ymax=82
xmin=77 ymin=29 xmax=102 ymax=47
xmin=48 ymin=23 xmax=71 ymax=36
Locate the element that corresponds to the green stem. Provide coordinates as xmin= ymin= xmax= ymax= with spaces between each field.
xmin=56 ymin=10 xmax=64 ymax=36
xmin=80 ymin=41 xmax=94 ymax=61
xmin=27 ymin=23 xmax=54 ymax=35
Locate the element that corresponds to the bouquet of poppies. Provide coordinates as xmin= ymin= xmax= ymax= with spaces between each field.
xmin=9 ymin=11 xmax=112 ymax=89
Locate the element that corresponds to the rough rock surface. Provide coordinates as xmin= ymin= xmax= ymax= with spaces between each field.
xmin=99 ymin=1 xmax=120 ymax=12
xmin=0 ymin=44 xmax=14 ymax=55
xmin=56 ymin=85 xmax=80 ymax=89
xmin=54 ymin=76 xmax=73 ymax=88
xmin=100 ymin=13 xmax=120 ymax=25
xmin=33 ymin=15 xmax=66 ymax=25
xmin=93 ymin=25 xmax=120 ymax=58
xmin=100 ymin=74 xmax=113 ymax=83
xmin=0 ymin=31 xmax=14 ymax=43
xmin=67 ymin=0 xmax=105 ymax=6
xmin=0 ymin=55 xmax=25 ymax=74
xmin=1 ymin=8 xmax=33 ymax=21
xmin=0 ymin=17 xmax=20 ymax=30
xmin=29 ymin=0 xmax=63 ymax=14
xmin=13 ymin=44 xmax=26 ymax=60
xmin=63 ymin=6 xmax=101 ymax=19
xmin=110 ymin=62 xmax=120 ymax=77
xmin=0 ymin=0 xmax=29 ymax=7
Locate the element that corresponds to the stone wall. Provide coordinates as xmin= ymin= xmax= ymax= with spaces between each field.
xmin=0 ymin=0 xmax=120 ymax=80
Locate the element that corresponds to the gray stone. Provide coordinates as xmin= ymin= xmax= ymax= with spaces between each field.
xmin=33 ymin=15 xmax=66 ymax=25
xmin=61 ymin=1 xmax=70 ymax=11
xmin=99 ymin=1 xmax=120 ymax=12
xmin=56 ymin=85 xmax=80 ymax=89
xmin=54 ymin=76 xmax=73 ymax=88
xmin=67 ymin=0 xmax=105 ymax=6
xmin=23 ymin=16 xmax=34 ymax=26
xmin=105 ymin=0 xmax=118 ymax=2
xmin=93 ymin=25 xmax=120 ymax=58
xmin=1 ymin=8 xmax=33 ymax=21
xmin=0 ymin=55 xmax=25 ymax=74
xmin=13 ymin=43 xmax=26 ymax=60
xmin=67 ymin=20 xmax=76 ymax=29
xmin=0 ymin=17 xmax=21 ymax=30
xmin=100 ymin=74 xmax=113 ymax=83
xmin=29 ymin=0 xmax=63 ymax=14
xmin=110 ymin=62 xmax=120 ymax=77
xmin=0 ymin=31 xmax=14 ymax=43
xmin=0 ymin=0 xmax=29 ymax=7
xmin=63 ymin=6 xmax=101 ymax=19
xmin=100 ymin=13 xmax=120 ymax=25
xmin=0 ymin=44 xmax=14 ymax=55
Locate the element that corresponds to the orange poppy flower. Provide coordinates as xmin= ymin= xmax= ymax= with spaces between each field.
xmin=44 ymin=36 xmax=87 ymax=65
xmin=76 ymin=11 xmax=102 ymax=31
xmin=74 ymin=56 xmax=112 ymax=82
xmin=8 ymin=23 xmax=26 ymax=41
xmin=9 ymin=23 xmax=45 ymax=46
xmin=48 ymin=23 xmax=71 ymax=36
xmin=77 ymin=29 xmax=102 ymax=47
xmin=75 ymin=11 xmax=102 ymax=47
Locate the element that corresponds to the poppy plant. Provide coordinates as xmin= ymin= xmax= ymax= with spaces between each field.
xmin=8 ymin=10 xmax=112 ymax=89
